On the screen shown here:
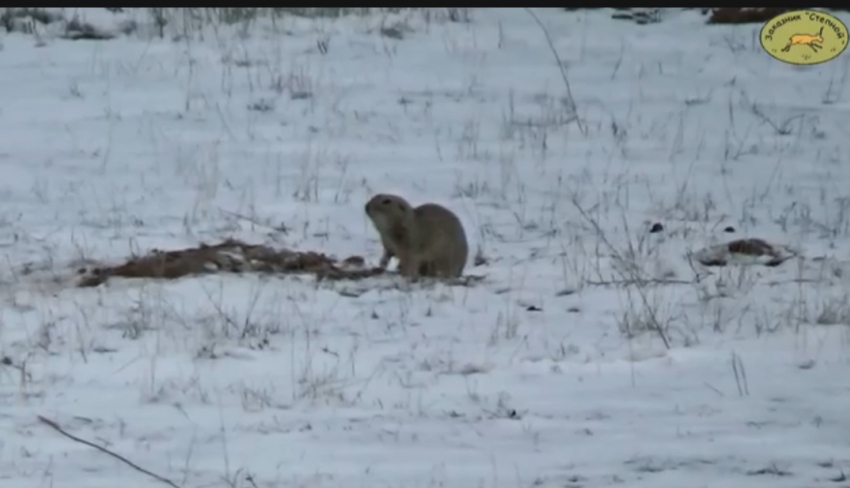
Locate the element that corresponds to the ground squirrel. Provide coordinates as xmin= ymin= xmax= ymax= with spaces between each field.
xmin=365 ymin=193 xmax=468 ymax=279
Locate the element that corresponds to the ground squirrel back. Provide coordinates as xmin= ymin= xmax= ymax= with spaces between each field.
xmin=365 ymin=193 xmax=468 ymax=279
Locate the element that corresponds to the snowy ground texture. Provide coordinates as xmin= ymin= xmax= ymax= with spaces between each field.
xmin=1 ymin=7 xmax=850 ymax=488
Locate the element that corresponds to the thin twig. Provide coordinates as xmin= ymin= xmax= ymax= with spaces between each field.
xmin=586 ymin=278 xmax=696 ymax=287
xmin=217 ymin=207 xmax=289 ymax=234
xmin=523 ymin=7 xmax=586 ymax=136
xmin=570 ymin=198 xmax=671 ymax=349
xmin=37 ymin=415 xmax=182 ymax=488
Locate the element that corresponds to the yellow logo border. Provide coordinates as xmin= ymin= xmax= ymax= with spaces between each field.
xmin=759 ymin=9 xmax=849 ymax=66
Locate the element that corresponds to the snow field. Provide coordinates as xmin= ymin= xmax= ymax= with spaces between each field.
xmin=0 ymin=8 xmax=849 ymax=488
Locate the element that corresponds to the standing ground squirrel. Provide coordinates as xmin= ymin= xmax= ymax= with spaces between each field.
xmin=365 ymin=193 xmax=468 ymax=279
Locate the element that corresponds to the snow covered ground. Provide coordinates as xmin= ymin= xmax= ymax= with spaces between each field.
xmin=1 ymin=7 xmax=850 ymax=487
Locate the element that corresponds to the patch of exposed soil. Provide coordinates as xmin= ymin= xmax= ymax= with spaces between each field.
xmin=76 ymin=238 xmax=382 ymax=287
xmin=562 ymin=8 xmax=850 ymax=25
xmin=706 ymin=8 xmax=796 ymax=25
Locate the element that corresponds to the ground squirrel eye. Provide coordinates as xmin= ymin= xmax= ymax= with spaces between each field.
xmin=381 ymin=198 xmax=391 ymax=205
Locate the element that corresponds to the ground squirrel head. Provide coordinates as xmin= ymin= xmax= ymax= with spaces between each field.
xmin=365 ymin=193 xmax=413 ymax=230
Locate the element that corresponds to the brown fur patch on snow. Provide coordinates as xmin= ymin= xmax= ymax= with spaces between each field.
xmin=725 ymin=238 xmax=779 ymax=258
xmin=695 ymin=238 xmax=795 ymax=268
xmin=77 ymin=238 xmax=382 ymax=287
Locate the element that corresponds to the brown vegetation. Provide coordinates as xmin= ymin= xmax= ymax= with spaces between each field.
xmin=707 ymin=8 xmax=796 ymax=25
xmin=696 ymin=238 xmax=791 ymax=267
xmin=76 ymin=239 xmax=381 ymax=287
